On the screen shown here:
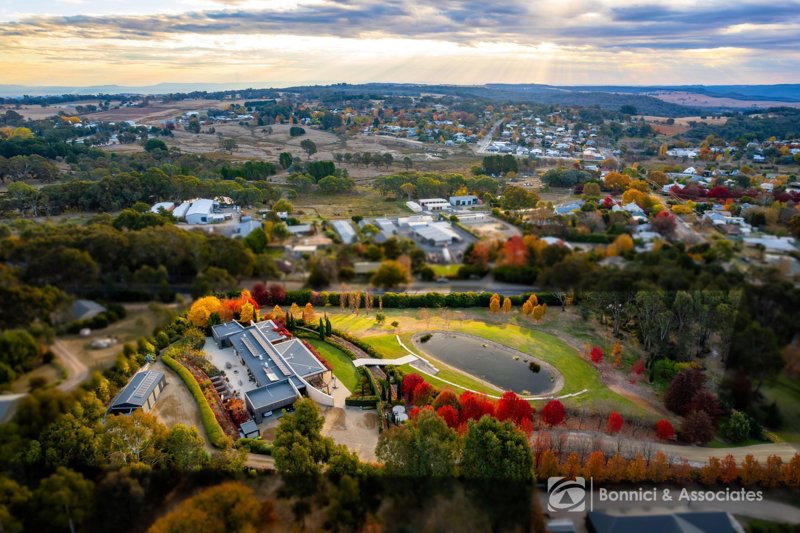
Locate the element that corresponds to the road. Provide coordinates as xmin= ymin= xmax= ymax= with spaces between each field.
xmin=474 ymin=118 xmax=503 ymax=154
xmin=539 ymin=429 xmax=798 ymax=465
xmin=52 ymin=340 xmax=90 ymax=392
xmin=0 ymin=339 xmax=90 ymax=423
xmin=245 ymin=453 xmax=276 ymax=470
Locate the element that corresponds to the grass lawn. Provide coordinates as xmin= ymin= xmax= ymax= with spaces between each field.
xmin=762 ymin=374 xmax=800 ymax=444
xmin=305 ymin=339 xmax=360 ymax=393
xmin=429 ymin=264 xmax=461 ymax=277
xmin=328 ymin=308 xmax=648 ymax=417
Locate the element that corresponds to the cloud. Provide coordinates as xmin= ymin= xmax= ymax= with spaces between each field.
xmin=3 ymin=0 xmax=799 ymax=50
xmin=1 ymin=0 xmax=800 ymax=85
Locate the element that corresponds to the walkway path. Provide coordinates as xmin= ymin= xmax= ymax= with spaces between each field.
xmin=352 ymin=355 xmax=417 ymax=367
xmin=540 ymin=428 xmax=799 ymax=464
xmin=395 ymin=335 xmax=589 ymax=402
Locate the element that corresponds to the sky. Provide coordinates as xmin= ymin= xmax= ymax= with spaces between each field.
xmin=1 ymin=0 xmax=800 ymax=88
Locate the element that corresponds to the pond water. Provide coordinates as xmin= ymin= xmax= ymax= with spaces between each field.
xmin=414 ymin=332 xmax=558 ymax=395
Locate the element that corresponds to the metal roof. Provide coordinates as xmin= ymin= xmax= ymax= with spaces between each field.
xmin=109 ymin=370 xmax=165 ymax=409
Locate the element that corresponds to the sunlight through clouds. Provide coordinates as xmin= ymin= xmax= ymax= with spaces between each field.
xmin=0 ymin=0 xmax=798 ymax=86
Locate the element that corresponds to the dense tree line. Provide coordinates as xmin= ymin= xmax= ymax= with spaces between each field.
xmin=373 ymin=171 xmax=499 ymax=199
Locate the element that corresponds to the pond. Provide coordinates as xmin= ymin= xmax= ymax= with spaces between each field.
xmin=413 ymin=332 xmax=560 ymax=395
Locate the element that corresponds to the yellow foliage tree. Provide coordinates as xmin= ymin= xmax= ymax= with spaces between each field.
xmin=626 ymin=453 xmax=648 ymax=483
xmin=648 ymin=451 xmax=671 ymax=483
xmin=240 ymin=303 xmax=254 ymax=324
xmin=303 ymin=303 xmax=316 ymax=323
xmin=606 ymin=234 xmax=634 ymax=257
xmin=532 ymin=304 xmax=545 ymax=321
xmin=583 ymin=451 xmax=607 ymax=483
xmin=604 ymin=171 xmax=631 ymax=192
xmin=522 ymin=301 xmax=533 ymax=315
xmin=489 ymin=294 xmax=501 ymax=313
xmin=187 ymin=296 xmax=223 ymax=328
xmin=289 ymin=302 xmax=301 ymax=318
xmin=502 ymin=297 xmax=512 ymax=313
xmin=606 ymin=454 xmax=628 ymax=483
xmin=272 ymin=305 xmax=284 ymax=321
xmin=612 ymin=342 xmax=623 ymax=367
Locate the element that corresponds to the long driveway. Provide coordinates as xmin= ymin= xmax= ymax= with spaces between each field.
xmin=0 ymin=339 xmax=90 ymax=422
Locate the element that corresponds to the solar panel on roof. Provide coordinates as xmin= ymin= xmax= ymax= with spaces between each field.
xmin=131 ymin=372 xmax=159 ymax=402
xmin=254 ymin=330 xmax=292 ymax=376
xmin=241 ymin=336 xmax=258 ymax=357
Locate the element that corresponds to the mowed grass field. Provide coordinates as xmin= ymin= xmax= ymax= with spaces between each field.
xmin=762 ymin=374 xmax=800 ymax=444
xmin=328 ymin=308 xmax=647 ymax=416
xmin=305 ymin=338 xmax=360 ymax=393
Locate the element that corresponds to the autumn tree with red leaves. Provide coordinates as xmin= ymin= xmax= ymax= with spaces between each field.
xmin=541 ymin=399 xmax=565 ymax=426
xmin=432 ymin=389 xmax=459 ymax=411
xmin=590 ymin=346 xmax=604 ymax=365
xmin=436 ymin=405 xmax=459 ymax=429
xmin=402 ymin=373 xmax=425 ymax=402
xmin=656 ymin=419 xmax=675 ymax=440
xmin=607 ymin=412 xmax=623 ymax=434
xmin=459 ymin=391 xmax=495 ymax=424
xmin=412 ymin=381 xmax=434 ymax=407
xmin=496 ymin=391 xmax=534 ymax=426
xmin=502 ymin=235 xmax=528 ymax=267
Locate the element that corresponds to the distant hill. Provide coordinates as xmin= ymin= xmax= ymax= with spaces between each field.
xmin=3 ymin=82 xmax=799 ymax=116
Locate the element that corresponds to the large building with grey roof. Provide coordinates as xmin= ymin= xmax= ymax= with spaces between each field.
xmin=108 ymin=370 xmax=166 ymax=415
xmin=211 ymin=319 xmax=331 ymax=422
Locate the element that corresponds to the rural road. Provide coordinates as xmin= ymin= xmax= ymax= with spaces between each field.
xmin=0 ymin=340 xmax=90 ymax=423
xmin=474 ymin=118 xmax=503 ymax=154
xmin=52 ymin=340 xmax=90 ymax=392
xmin=543 ymin=430 xmax=798 ymax=464
xmin=245 ymin=453 xmax=276 ymax=470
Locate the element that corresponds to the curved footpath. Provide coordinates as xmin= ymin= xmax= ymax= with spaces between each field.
xmin=396 ymin=335 xmax=586 ymax=402
xmin=0 ymin=339 xmax=89 ymax=423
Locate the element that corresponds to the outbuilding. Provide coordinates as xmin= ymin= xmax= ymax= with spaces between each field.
xmin=107 ymin=370 xmax=166 ymax=415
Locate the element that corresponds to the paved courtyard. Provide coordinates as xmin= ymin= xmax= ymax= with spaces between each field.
xmin=202 ymin=337 xmax=259 ymax=396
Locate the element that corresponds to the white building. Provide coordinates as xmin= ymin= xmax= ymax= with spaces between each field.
xmin=418 ymin=198 xmax=451 ymax=212
xmin=406 ymin=201 xmax=423 ymax=213
xmin=185 ymin=199 xmax=219 ymax=225
xmin=456 ymin=213 xmax=488 ymax=224
xmin=412 ymin=222 xmax=462 ymax=246
xmin=449 ymin=195 xmax=479 ymax=207
xmin=150 ymin=201 xmax=175 ymax=214
xmin=331 ymin=220 xmax=357 ymax=244
xmin=172 ymin=202 xmax=191 ymax=220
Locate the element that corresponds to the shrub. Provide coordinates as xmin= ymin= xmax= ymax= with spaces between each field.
xmin=419 ymin=333 xmax=432 ymax=343
xmin=162 ymin=354 xmax=230 ymax=449
xmin=528 ymin=361 xmax=541 ymax=373
xmin=541 ymin=399 xmax=565 ymax=426
xmin=344 ymin=395 xmax=379 ymax=407
xmin=656 ymin=419 xmax=675 ymax=440
xmin=721 ymin=410 xmax=751 ymax=443
xmin=235 ymin=438 xmax=272 ymax=455
xmin=607 ymin=412 xmax=624 ymax=434
xmin=681 ymin=410 xmax=715 ymax=445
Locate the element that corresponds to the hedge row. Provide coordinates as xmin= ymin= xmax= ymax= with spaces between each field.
xmin=564 ymin=231 xmax=615 ymax=244
xmin=330 ymin=329 xmax=385 ymax=359
xmin=277 ymin=290 xmax=560 ymax=308
xmin=235 ymin=437 xmax=272 ymax=455
xmin=162 ymin=354 xmax=231 ymax=449
xmin=345 ymin=395 xmax=379 ymax=407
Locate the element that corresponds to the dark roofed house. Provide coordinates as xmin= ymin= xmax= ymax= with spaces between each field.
xmin=225 ymin=322 xmax=329 ymax=422
xmin=240 ymin=419 xmax=260 ymax=439
xmin=587 ymin=510 xmax=742 ymax=533
xmin=107 ymin=370 xmax=166 ymax=415
xmin=70 ymin=299 xmax=107 ymax=321
xmin=211 ymin=321 xmax=245 ymax=348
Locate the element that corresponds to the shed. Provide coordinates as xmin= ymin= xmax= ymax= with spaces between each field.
xmin=185 ymin=199 xmax=217 ymax=225
xmin=107 ymin=370 xmax=166 ymax=415
xmin=240 ymin=419 xmax=260 ymax=438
